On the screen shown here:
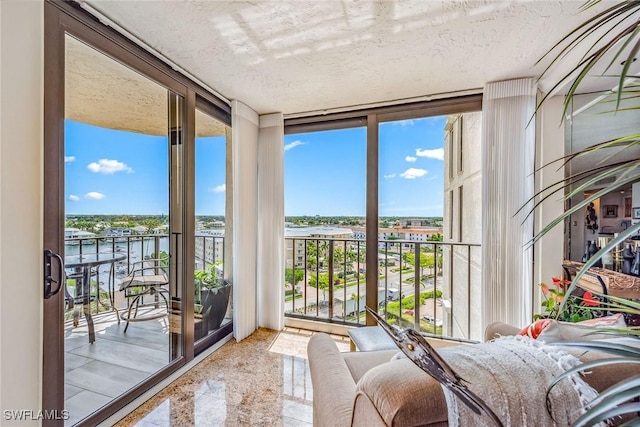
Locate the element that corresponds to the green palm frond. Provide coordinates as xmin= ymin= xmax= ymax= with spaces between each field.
xmin=574 ymin=401 xmax=640 ymax=427
xmin=536 ymin=1 xmax=640 ymax=117
xmin=548 ymin=359 xmax=640 ymax=395
xmin=551 ymin=340 xmax=640 ymax=358
xmin=532 ymin=1 xmax=640 ymax=425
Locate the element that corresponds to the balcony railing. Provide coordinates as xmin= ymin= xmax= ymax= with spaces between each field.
xmin=67 ymin=234 xmax=482 ymax=340
xmin=285 ymin=237 xmax=481 ymax=340
xmin=64 ymin=233 xmax=226 ymax=318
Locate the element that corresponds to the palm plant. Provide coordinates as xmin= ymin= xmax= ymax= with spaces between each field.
xmin=533 ymin=0 xmax=640 ymax=270
xmin=534 ymin=1 xmax=640 ymax=424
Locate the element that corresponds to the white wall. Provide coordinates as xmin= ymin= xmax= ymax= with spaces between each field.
xmin=0 ymin=1 xmax=44 ymax=425
xmin=533 ymin=95 xmax=565 ymax=314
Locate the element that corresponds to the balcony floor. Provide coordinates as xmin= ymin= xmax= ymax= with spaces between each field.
xmin=115 ymin=328 xmax=350 ymax=427
xmin=64 ymin=308 xmax=171 ymax=426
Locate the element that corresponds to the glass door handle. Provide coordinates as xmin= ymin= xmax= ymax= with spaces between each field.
xmin=44 ymin=249 xmax=64 ymax=299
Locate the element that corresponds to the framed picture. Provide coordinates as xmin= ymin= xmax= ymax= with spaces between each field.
xmin=603 ymin=205 xmax=618 ymax=218
xmin=625 ymin=197 xmax=632 ymax=217
xmin=634 ymin=207 xmax=640 ymax=220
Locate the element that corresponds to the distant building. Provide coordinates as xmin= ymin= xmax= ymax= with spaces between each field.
xmin=64 ymin=228 xmax=96 ymax=241
xmin=100 ymin=227 xmax=132 ymax=238
xmin=131 ymin=225 xmax=147 ymax=234
xmin=284 ymin=226 xmax=355 ymax=269
xmin=442 ymin=112 xmax=482 ymax=340
xmin=350 ymin=226 xmax=443 ymax=245
xmin=399 ymin=218 xmax=426 ymax=228
xmin=195 ymin=229 xmax=225 ymax=269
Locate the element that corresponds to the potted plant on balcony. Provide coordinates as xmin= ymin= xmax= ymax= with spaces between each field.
xmin=194 ymin=263 xmax=231 ymax=338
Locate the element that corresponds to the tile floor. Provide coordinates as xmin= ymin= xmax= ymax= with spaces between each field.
xmin=115 ymin=328 xmax=350 ymax=427
xmin=65 ymin=309 xmax=171 ymax=426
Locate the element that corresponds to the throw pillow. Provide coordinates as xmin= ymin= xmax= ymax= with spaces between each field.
xmin=518 ymin=314 xmax=626 ymax=342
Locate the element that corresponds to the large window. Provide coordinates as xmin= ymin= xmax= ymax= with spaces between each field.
xmin=283 ymin=96 xmax=483 ymax=335
xmin=283 ymin=126 xmax=366 ymax=321
xmin=377 ymin=116 xmax=447 ymax=332
xmin=194 ymin=107 xmax=232 ymax=345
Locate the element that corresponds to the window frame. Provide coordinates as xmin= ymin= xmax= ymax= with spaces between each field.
xmin=284 ymin=95 xmax=482 ymax=325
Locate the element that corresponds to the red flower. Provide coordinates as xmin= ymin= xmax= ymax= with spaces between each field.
xmin=551 ymin=277 xmax=571 ymax=288
xmin=540 ymin=283 xmax=550 ymax=296
xmin=583 ymin=291 xmax=599 ymax=307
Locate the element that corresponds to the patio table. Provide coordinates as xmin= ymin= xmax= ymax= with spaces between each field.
xmin=65 ymin=252 xmax=126 ymax=343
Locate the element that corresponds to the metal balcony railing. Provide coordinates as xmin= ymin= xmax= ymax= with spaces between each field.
xmin=67 ymin=234 xmax=482 ymax=340
xmin=64 ymin=233 xmax=227 ymax=318
xmin=284 ymin=237 xmax=481 ymax=340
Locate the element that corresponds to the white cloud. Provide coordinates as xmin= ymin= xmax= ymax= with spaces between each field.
xmin=209 ymin=184 xmax=226 ymax=193
xmin=85 ymin=192 xmax=106 ymax=200
xmin=284 ymin=140 xmax=306 ymax=151
xmin=68 ymin=194 xmax=80 ymax=201
xmin=405 ymin=156 xmax=417 ymax=162
xmin=400 ymin=168 xmax=428 ymax=179
xmin=415 ymin=148 xmax=444 ymax=161
xmin=392 ymin=119 xmax=414 ymax=127
xmin=65 ymin=156 xmax=76 ymax=163
xmin=87 ymin=159 xmax=133 ymax=174
xmin=383 ymin=173 xmax=396 ymax=179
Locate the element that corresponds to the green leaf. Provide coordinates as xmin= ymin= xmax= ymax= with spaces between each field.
xmin=547 ymin=360 xmax=640 ymax=398
xmin=550 ymin=340 xmax=640 ymax=358
xmin=575 ymin=392 xmax=640 ymax=427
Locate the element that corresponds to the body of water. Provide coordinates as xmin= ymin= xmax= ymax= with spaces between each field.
xmin=64 ymin=236 xmax=170 ymax=290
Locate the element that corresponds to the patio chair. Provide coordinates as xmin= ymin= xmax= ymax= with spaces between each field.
xmin=119 ymin=256 xmax=170 ymax=332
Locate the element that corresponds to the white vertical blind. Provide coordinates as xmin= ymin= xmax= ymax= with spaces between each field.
xmin=231 ymin=100 xmax=259 ymax=341
xmin=257 ymin=113 xmax=285 ymax=330
xmin=481 ymin=78 xmax=536 ymax=330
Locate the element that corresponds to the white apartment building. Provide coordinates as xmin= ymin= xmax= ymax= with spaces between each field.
xmin=442 ymin=112 xmax=483 ymax=339
xmin=351 ymin=226 xmax=443 ymax=245
xmin=285 ymin=226 xmax=355 ymax=269
xmin=195 ymin=229 xmax=225 ymax=269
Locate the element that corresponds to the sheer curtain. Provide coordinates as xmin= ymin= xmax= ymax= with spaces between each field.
xmin=257 ymin=113 xmax=284 ymax=330
xmin=481 ymin=78 xmax=536 ymax=330
xmin=231 ymin=100 xmax=259 ymax=341
xmin=231 ymin=103 xmax=285 ymax=340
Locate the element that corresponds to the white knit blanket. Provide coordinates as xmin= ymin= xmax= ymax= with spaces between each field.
xmin=440 ymin=336 xmax=602 ymax=427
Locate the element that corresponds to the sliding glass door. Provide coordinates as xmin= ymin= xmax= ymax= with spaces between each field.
xmin=60 ymin=33 xmax=182 ymax=426
xmin=43 ymin=3 xmax=232 ymax=425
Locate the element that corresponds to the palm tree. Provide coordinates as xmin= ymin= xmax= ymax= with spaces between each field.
xmin=345 ymin=248 xmax=358 ymax=273
xmin=305 ymin=240 xmax=318 ymax=271
xmin=534 ymin=0 xmax=640 ymax=267
xmin=318 ymin=240 xmax=329 ymax=267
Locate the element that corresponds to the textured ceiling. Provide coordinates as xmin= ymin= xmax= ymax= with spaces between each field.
xmin=66 ymin=35 xmax=229 ymax=136
xmin=81 ymin=0 xmax=633 ymax=116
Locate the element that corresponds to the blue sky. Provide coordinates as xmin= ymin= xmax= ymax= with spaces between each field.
xmin=284 ymin=116 xmax=445 ymax=217
xmin=66 ymin=115 xmax=445 ymax=217
xmin=65 ymin=120 xmax=226 ymax=215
